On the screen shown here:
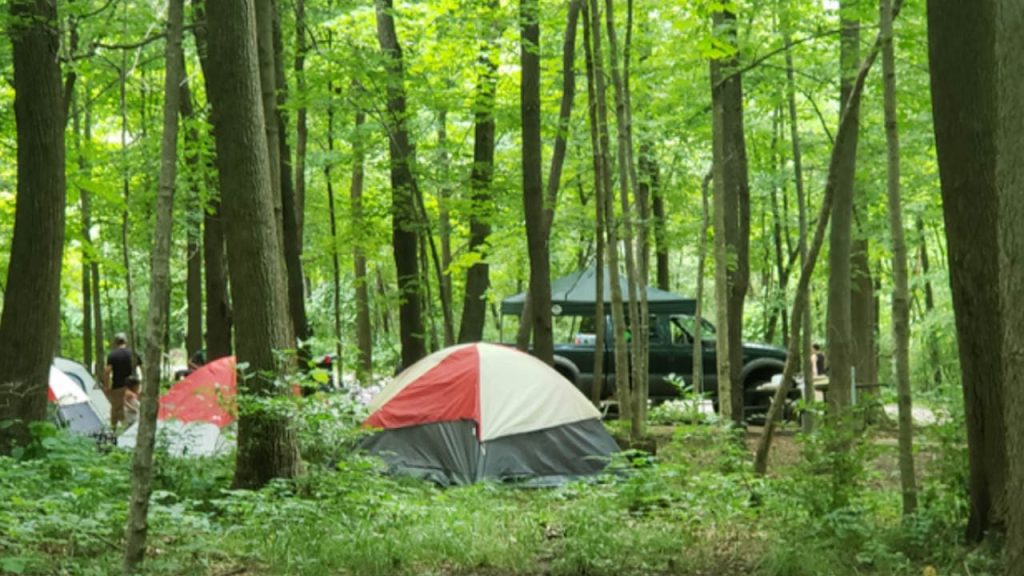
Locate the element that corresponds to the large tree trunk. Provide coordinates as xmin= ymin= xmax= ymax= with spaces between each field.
xmin=995 ymin=1 xmax=1024 ymax=568
xmin=0 ymin=0 xmax=66 ymax=450
xmin=520 ymin=0 xmax=554 ymax=365
xmin=350 ymin=105 xmax=372 ymax=384
xmin=458 ymin=4 xmax=499 ymax=344
xmin=927 ymin=0 xmax=1008 ymax=542
xmin=826 ymin=0 xmax=861 ymax=415
xmin=754 ymin=14 xmax=891 ymax=472
xmin=124 ymin=0 xmax=183 ymax=567
xmin=205 ymin=0 xmax=299 ymax=489
xmin=880 ymin=0 xmax=916 ymax=516
xmin=376 ymin=0 xmax=427 ymax=369
xmin=274 ymin=6 xmax=309 ymax=348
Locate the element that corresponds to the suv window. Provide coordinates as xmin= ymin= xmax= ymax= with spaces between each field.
xmin=670 ymin=315 xmax=716 ymax=344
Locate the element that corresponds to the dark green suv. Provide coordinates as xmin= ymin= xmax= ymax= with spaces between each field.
xmin=548 ymin=313 xmax=793 ymax=421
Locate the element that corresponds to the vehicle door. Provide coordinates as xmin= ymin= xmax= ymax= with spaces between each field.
xmin=645 ymin=314 xmax=689 ymax=400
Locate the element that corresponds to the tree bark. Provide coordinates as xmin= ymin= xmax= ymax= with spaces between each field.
xmin=458 ymin=4 xmax=500 ymax=344
xmin=255 ymin=0 xmax=284 ymax=256
xmin=376 ymin=0 xmax=427 ymax=369
xmin=119 ymin=58 xmax=138 ymax=352
xmin=205 ymin=0 xmax=299 ymax=489
xmin=293 ymin=0 xmax=307 ymax=245
xmin=436 ymin=111 xmax=455 ymax=348
xmin=72 ymin=96 xmax=94 ymax=372
xmin=927 ymin=0 xmax=1008 ymax=542
xmin=124 ymin=0 xmax=182 ymax=567
xmin=0 ymin=0 xmax=66 ymax=450
xmin=326 ymin=99 xmax=343 ymax=369
xmin=826 ymin=0 xmax=861 ymax=416
xmin=642 ymin=142 xmax=668 ymax=292
xmin=520 ymin=0 xmax=554 ymax=365
xmin=880 ymin=0 xmax=916 ymax=516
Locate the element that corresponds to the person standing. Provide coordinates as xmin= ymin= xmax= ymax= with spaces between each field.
xmin=811 ymin=343 xmax=827 ymax=378
xmin=104 ymin=333 xmax=140 ymax=429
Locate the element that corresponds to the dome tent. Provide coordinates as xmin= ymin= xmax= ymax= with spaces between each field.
xmin=362 ymin=343 xmax=619 ymax=486
xmin=119 ymin=356 xmax=236 ymax=457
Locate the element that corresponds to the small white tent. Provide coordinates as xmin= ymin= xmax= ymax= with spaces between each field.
xmin=49 ymin=366 xmax=106 ymax=436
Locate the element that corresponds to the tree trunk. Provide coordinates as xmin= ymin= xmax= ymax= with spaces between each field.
xmin=436 ymin=112 xmax=455 ymax=348
xmin=916 ymin=216 xmax=941 ymax=389
xmin=754 ymin=15 xmax=891 ymax=472
xmin=0 ymin=0 xmax=66 ymax=450
xmin=124 ymin=0 xmax=183 ymax=567
xmin=693 ymin=171 xmax=712 ymax=393
xmin=255 ymin=0 xmax=284 ymax=255
xmin=582 ymin=2 xmax=606 ymax=406
xmin=603 ymin=0 xmax=644 ymax=437
xmin=72 ymin=96 xmax=94 ymax=372
xmin=205 ymin=0 xmax=299 ymax=489
xmin=642 ymin=142 xmax=669 ymax=292
xmin=520 ymin=0 xmax=554 ymax=365
xmin=181 ymin=71 xmax=204 ymax=359
xmin=783 ymin=10 xmax=815 ymax=433
xmin=880 ymin=0 xmax=916 ymax=516
xmin=293 ymin=0 xmax=307 ymax=246
xmin=826 ymin=0 xmax=861 ymax=416
xmin=588 ymin=0 xmax=631 ymax=422
xmin=120 ymin=59 xmax=138 ymax=351
xmin=710 ymin=7 xmax=751 ymax=426
xmin=350 ymin=105 xmax=372 ymax=383
xmin=326 ymin=99 xmax=344 ymax=369
xmin=376 ymin=0 xmax=427 ymax=369
xmin=927 ymin=0 xmax=1008 ymax=542
xmin=274 ymin=6 xmax=309 ymax=348
xmin=458 ymin=4 xmax=499 ymax=344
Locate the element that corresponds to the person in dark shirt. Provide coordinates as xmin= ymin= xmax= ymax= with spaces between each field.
xmin=104 ymin=333 xmax=140 ymax=429
xmin=811 ymin=343 xmax=827 ymax=378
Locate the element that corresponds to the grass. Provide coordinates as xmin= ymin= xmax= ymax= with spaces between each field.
xmin=0 ymin=405 xmax=999 ymax=576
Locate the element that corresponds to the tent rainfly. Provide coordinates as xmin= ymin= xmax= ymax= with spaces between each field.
xmin=119 ymin=356 xmax=236 ymax=457
xmin=48 ymin=366 xmax=106 ymax=436
xmin=500 ymin=266 xmax=695 ymax=316
xmin=361 ymin=342 xmax=619 ymax=486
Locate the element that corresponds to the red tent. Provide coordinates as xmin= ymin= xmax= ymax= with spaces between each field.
xmin=119 ymin=356 xmax=236 ymax=456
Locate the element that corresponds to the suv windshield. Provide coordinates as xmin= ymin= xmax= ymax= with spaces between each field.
xmin=669 ymin=315 xmax=716 ymax=344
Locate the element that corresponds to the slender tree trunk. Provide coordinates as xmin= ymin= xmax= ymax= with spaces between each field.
xmin=604 ymin=0 xmax=644 ymax=436
xmin=710 ymin=7 xmax=751 ymax=426
xmin=376 ymin=0 xmax=427 ymax=368
xmin=588 ymin=0 xmax=631 ymax=422
xmin=520 ymin=0 xmax=553 ymax=365
xmin=642 ymin=142 xmax=668 ymax=292
xmin=0 ymin=0 xmax=66 ymax=450
xmin=436 ymin=111 xmax=455 ymax=347
xmin=119 ymin=59 xmax=138 ymax=350
xmin=927 ymin=0 xmax=1008 ymax=541
xmin=124 ymin=0 xmax=182 ymax=567
xmin=87 ymin=87 xmax=104 ymax=377
xmin=459 ymin=3 xmax=500 ymax=344
xmin=755 ymin=15 xmax=890 ymax=471
xmin=917 ymin=217 xmax=941 ymax=388
xmin=181 ymin=73 xmax=204 ymax=359
xmin=326 ymin=99 xmax=343 ymax=369
xmin=294 ymin=0 xmax=307 ymax=243
xmin=583 ymin=2 xmax=606 ymax=406
xmin=73 ymin=96 xmax=94 ymax=372
xmin=693 ymin=171 xmax=711 ymax=393
xmin=205 ymin=0 xmax=299 ymax=489
xmin=783 ymin=10 xmax=815 ymax=432
xmin=826 ymin=0 xmax=861 ymax=416
xmin=880 ymin=0 xmax=916 ymax=516
xmin=273 ymin=7 xmax=309 ymax=348
xmin=350 ymin=105 xmax=372 ymax=383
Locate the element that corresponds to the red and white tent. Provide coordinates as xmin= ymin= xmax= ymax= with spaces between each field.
xmin=363 ymin=343 xmax=618 ymax=486
xmin=119 ymin=356 xmax=236 ymax=456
